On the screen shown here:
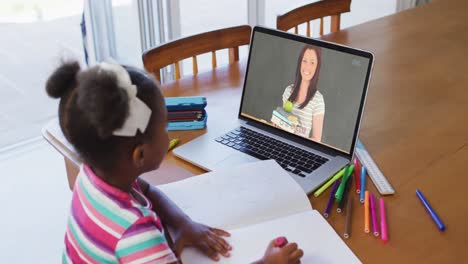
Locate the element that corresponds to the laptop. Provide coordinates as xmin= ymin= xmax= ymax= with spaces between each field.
xmin=173 ymin=26 xmax=374 ymax=194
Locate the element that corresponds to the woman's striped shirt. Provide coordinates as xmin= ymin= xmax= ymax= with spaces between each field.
xmin=282 ymin=85 xmax=325 ymax=138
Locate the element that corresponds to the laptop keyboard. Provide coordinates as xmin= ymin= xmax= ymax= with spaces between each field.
xmin=215 ymin=127 xmax=329 ymax=177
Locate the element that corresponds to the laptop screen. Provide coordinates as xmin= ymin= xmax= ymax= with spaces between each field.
xmin=239 ymin=27 xmax=372 ymax=155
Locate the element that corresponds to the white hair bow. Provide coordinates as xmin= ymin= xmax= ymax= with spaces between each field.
xmin=97 ymin=62 xmax=152 ymax=137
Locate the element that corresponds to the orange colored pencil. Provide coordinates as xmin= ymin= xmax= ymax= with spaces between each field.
xmin=364 ymin=191 xmax=370 ymax=233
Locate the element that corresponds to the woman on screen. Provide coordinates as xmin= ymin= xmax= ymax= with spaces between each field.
xmin=282 ymin=45 xmax=325 ymax=142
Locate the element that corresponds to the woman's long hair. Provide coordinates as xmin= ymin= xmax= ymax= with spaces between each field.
xmin=288 ymin=45 xmax=322 ymax=109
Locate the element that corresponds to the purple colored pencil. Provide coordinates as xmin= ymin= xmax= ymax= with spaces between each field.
xmin=324 ymin=180 xmax=340 ymax=218
xmin=370 ymin=192 xmax=380 ymax=237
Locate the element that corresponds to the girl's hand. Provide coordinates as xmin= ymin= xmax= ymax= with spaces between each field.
xmin=257 ymin=239 xmax=304 ymax=264
xmin=173 ymin=220 xmax=232 ymax=261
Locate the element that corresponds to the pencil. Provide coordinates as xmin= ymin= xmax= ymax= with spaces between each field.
xmin=353 ymin=158 xmax=361 ymax=193
xmin=335 ymin=165 xmax=354 ymax=202
xmin=380 ymin=198 xmax=388 ymax=243
xmin=324 ymin=180 xmax=340 ymax=218
xmin=337 ymin=175 xmax=353 ymax=213
xmin=370 ymin=192 xmax=380 ymax=237
xmin=313 ymin=167 xmax=346 ymax=197
xmin=344 ymin=196 xmax=353 ymax=239
xmin=360 ymin=167 xmax=367 ymax=203
xmin=168 ymin=138 xmax=180 ymax=151
xmin=364 ymin=191 xmax=370 ymax=233
xmin=416 ymin=189 xmax=446 ymax=231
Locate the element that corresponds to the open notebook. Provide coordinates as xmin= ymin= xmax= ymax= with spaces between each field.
xmin=158 ymin=160 xmax=360 ymax=263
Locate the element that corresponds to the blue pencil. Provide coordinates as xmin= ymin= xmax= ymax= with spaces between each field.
xmin=416 ymin=189 xmax=446 ymax=231
xmin=360 ymin=167 xmax=366 ymax=203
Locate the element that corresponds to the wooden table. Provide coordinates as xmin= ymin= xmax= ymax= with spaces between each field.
xmin=43 ymin=0 xmax=468 ymax=262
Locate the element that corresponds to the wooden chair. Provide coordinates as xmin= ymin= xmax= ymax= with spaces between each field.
xmin=143 ymin=25 xmax=252 ymax=82
xmin=276 ymin=0 xmax=351 ymax=37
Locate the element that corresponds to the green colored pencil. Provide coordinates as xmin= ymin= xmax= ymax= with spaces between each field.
xmin=313 ymin=167 xmax=347 ymax=197
xmin=335 ymin=165 xmax=355 ymax=202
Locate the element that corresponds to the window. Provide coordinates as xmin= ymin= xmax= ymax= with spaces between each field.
xmin=176 ymin=0 xmax=249 ymax=79
xmin=0 ymin=0 xmax=84 ymax=149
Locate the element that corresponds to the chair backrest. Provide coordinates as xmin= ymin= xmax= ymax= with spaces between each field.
xmin=276 ymin=0 xmax=351 ymax=37
xmin=143 ymin=25 xmax=252 ymax=82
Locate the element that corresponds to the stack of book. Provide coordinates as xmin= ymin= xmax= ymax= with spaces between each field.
xmin=271 ymin=107 xmax=299 ymax=133
xmin=165 ymin=96 xmax=207 ymax=130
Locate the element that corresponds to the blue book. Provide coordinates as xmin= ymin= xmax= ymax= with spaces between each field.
xmin=272 ymin=110 xmax=293 ymax=125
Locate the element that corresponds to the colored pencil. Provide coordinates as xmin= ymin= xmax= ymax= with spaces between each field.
xmin=324 ymin=180 xmax=340 ymax=218
xmin=168 ymin=138 xmax=180 ymax=151
xmin=336 ymin=165 xmax=354 ymax=202
xmin=313 ymin=167 xmax=346 ymax=197
xmin=337 ymin=175 xmax=353 ymax=213
xmin=354 ymin=158 xmax=361 ymax=193
xmin=364 ymin=191 xmax=370 ymax=233
xmin=344 ymin=196 xmax=353 ymax=239
xmin=360 ymin=166 xmax=366 ymax=203
xmin=380 ymin=198 xmax=388 ymax=243
xmin=370 ymin=192 xmax=380 ymax=237
xmin=416 ymin=189 xmax=446 ymax=231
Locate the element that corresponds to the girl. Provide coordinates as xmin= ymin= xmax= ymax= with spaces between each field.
xmin=282 ymin=45 xmax=325 ymax=142
xmin=46 ymin=61 xmax=303 ymax=263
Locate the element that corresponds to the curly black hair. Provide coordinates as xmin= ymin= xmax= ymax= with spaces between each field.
xmin=46 ymin=61 xmax=163 ymax=171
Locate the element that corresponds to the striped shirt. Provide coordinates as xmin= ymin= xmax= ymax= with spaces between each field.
xmin=282 ymin=85 xmax=325 ymax=138
xmin=62 ymin=165 xmax=177 ymax=264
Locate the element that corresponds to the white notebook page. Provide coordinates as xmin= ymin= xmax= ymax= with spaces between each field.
xmin=182 ymin=210 xmax=361 ymax=264
xmin=158 ymin=160 xmax=312 ymax=230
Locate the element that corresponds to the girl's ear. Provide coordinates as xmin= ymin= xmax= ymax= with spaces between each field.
xmin=132 ymin=144 xmax=145 ymax=168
